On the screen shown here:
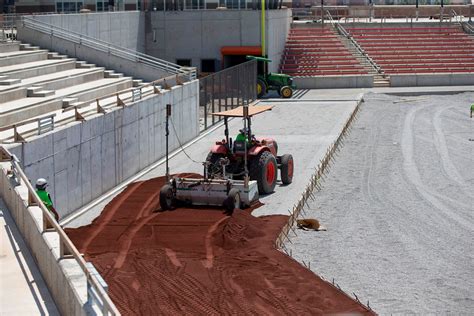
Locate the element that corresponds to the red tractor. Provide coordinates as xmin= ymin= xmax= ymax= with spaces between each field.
xmin=206 ymin=105 xmax=294 ymax=195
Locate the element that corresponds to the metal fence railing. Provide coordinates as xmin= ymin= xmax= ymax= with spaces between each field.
xmin=0 ymin=73 xmax=191 ymax=144
xmin=199 ymin=60 xmax=257 ymax=131
xmin=0 ymin=146 xmax=121 ymax=315
xmin=1 ymin=14 xmax=16 ymax=42
xmin=19 ymin=16 xmax=196 ymax=80
xmin=329 ymin=12 xmax=384 ymax=76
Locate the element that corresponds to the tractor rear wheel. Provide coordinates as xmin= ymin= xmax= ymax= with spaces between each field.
xmin=257 ymin=79 xmax=267 ymax=98
xmin=250 ymin=151 xmax=278 ymax=194
xmin=159 ymin=184 xmax=175 ymax=211
xmin=206 ymin=152 xmax=224 ymax=178
xmin=223 ymin=188 xmax=241 ymax=214
xmin=280 ymin=154 xmax=294 ymax=185
xmin=280 ymin=86 xmax=293 ymax=98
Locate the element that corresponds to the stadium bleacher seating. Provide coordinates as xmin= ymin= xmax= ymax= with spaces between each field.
xmin=0 ymin=42 xmax=142 ymax=126
xmin=346 ymin=26 xmax=474 ymax=74
xmin=280 ymin=27 xmax=368 ymax=77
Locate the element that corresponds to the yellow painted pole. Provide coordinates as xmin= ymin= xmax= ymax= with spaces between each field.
xmin=261 ymin=0 xmax=266 ymax=57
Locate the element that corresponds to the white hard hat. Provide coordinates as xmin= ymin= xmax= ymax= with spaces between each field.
xmin=36 ymin=178 xmax=48 ymax=188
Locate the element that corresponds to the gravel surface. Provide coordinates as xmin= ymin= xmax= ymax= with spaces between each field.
xmin=288 ymin=92 xmax=474 ymax=314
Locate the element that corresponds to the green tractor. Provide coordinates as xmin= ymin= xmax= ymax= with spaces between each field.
xmin=247 ymin=55 xmax=296 ymax=99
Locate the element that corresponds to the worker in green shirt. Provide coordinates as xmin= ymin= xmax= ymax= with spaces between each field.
xmin=35 ymin=178 xmax=59 ymax=222
xmin=235 ymin=128 xmax=249 ymax=144
xmin=471 ymin=103 xmax=474 ymax=118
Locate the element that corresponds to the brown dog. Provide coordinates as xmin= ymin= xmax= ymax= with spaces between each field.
xmin=296 ymin=219 xmax=327 ymax=231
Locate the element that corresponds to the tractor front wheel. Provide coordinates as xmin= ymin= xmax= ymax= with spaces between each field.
xmin=280 ymin=86 xmax=293 ymax=98
xmin=159 ymin=184 xmax=175 ymax=211
xmin=250 ymin=151 xmax=278 ymax=194
xmin=280 ymin=154 xmax=294 ymax=185
xmin=257 ymin=79 xmax=267 ymax=98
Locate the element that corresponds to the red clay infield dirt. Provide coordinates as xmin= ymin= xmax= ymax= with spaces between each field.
xmin=66 ymin=175 xmax=374 ymax=315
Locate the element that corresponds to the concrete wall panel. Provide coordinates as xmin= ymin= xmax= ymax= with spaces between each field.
xmin=29 ymin=12 xmax=144 ymax=52
xmin=390 ymin=73 xmax=474 ymax=87
xmin=145 ymin=10 xmax=291 ymax=72
xmin=294 ymin=75 xmax=374 ymax=89
xmin=7 ymin=80 xmax=200 ymax=217
xmin=0 ymin=167 xmax=88 ymax=316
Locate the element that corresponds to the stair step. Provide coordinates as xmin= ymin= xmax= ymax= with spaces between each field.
xmin=65 ymin=101 xmax=85 ymax=109
xmin=34 ymin=89 xmax=55 ymax=97
xmin=27 ymin=86 xmax=55 ymax=97
xmin=19 ymin=44 xmax=40 ymax=51
xmin=48 ymin=52 xmax=68 ymax=60
xmin=75 ymin=61 xmax=95 ymax=68
xmin=132 ymin=79 xmax=143 ymax=87
xmin=0 ymin=78 xmax=21 ymax=85
xmin=27 ymin=86 xmax=42 ymax=96
xmin=104 ymin=70 xmax=125 ymax=78
xmin=79 ymin=63 xmax=96 ymax=69
xmin=62 ymin=97 xmax=79 ymax=107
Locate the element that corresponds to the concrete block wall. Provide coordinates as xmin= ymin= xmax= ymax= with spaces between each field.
xmin=27 ymin=12 xmax=145 ymax=52
xmin=390 ymin=73 xmax=474 ymax=87
xmin=0 ymin=166 xmax=88 ymax=316
xmin=8 ymin=80 xmax=200 ymax=218
xmin=294 ymin=75 xmax=374 ymax=89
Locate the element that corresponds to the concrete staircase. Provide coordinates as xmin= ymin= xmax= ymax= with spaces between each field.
xmin=338 ymin=34 xmax=391 ymax=88
xmin=0 ymin=41 xmax=144 ymax=127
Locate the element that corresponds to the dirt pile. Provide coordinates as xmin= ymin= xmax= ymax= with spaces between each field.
xmin=66 ymin=175 xmax=373 ymax=315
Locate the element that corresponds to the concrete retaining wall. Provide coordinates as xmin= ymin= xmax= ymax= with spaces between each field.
xmin=266 ymin=9 xmax=292 ymax=73
xmin=19 ymin=10 xmax=291 ymax=74
xmin=294 ymin=75 xmax=374 ymax=89
xmin=26 ymin=12 xmax=145 ymax=52
xmin=0 ymin=167 xmax=88 ymax=316
xmin=8 ymin=80 xmax=200 ymax=218
xmin=390 ymin=73 xmax=474 ymax=87
xmin=16 ymin=26 xmax=170 ymax=82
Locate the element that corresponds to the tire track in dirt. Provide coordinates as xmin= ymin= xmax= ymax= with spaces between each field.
xmin=66 ymin=176 xmax=374 ymax=315
xmin=78 ymin=181 xmax=145 ymax=253
xmin=432 ymin=105 xmax=469 ymax=190
xmin=401 ymin=105 xmax=473 ymax=232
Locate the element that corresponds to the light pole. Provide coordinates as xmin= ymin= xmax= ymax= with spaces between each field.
xmin=369 ymin=0 xmax=373 ymax=22
xmin=321 ymin=0 xmax=324 ymax=28
xmin=261 ymin=0 xmax=266 ymax=57
xmin=416 ymin=0 xmax=419 ymax=21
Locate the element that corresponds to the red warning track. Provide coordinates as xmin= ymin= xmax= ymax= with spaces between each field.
xmin=66 ymin=175 xmax=374 ymax=315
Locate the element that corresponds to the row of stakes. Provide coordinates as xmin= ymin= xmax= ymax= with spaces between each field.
xmin=274 ymin=98 xmax=374 ymax=312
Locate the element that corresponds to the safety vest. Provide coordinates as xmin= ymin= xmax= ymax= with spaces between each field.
xmin=36 ymin=189 xmax=53 ymax=209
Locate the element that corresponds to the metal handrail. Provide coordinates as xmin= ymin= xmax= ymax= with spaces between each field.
xmin=20 ymin=17 xmax=196 ymax=80
xmin=330 ymin=14 xmax=384 ymax=76
xmin=0 ymin=72 xmax=191 ymax=143
xmin=462 ymin=21 xmax=474 ymax=34
xmin=0 ymin=146 xmax=120 ymax=315
xmin=451 ymin=9 xmax=463 ymax=23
